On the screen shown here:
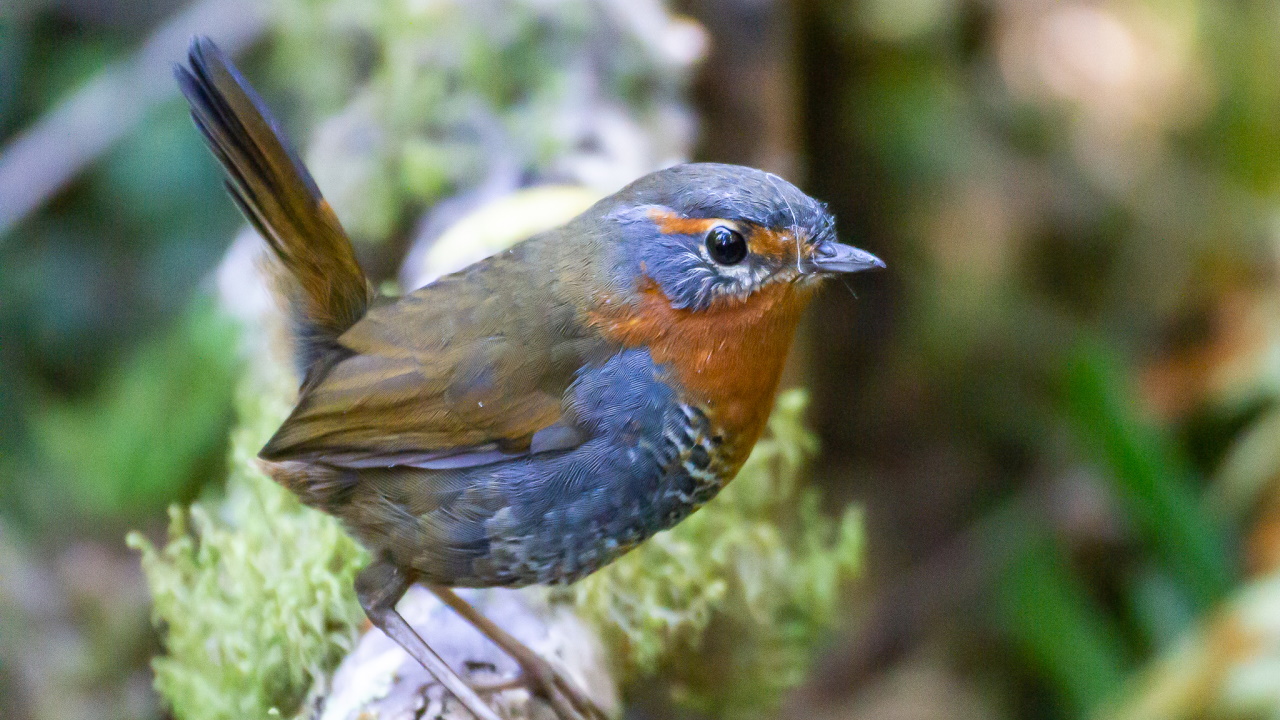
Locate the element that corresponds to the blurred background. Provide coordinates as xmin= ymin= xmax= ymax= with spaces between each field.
xmin=4 ymin=0 xmax=1280 ymax=718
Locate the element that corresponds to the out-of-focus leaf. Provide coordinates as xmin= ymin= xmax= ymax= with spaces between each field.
xmin=1124 ymin=566 xmax=1198 ymax=652
xmin=1099 ymin=572 xmax=1280 ymax=720
xmin=1210 ymin=404 xmax=1280 ymax=520
xmin=33 ymin=297 xmax=239 ymax=520
xmin=995 ymin=520 xmax=1130 ymax=717
xmin=1062 ymin=343 xmax=1234 ymax=609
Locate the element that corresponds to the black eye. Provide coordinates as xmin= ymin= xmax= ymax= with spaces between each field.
xmin=705 ymin=226 xmax=747 ymax=265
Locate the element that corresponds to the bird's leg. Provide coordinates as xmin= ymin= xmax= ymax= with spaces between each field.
xmin=355 ymin=560 xmax=504 ymax=720
xmin=429 ymin=585 xmax=610 ymax=720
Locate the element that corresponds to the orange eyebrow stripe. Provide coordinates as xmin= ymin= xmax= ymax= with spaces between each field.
xmin=648 ymin=209 xmax=722 ymax=235
xmin=747 ymin=226 xmax=797 ymax=259
xmin=647 ymin=209 xmax=811 ymax=264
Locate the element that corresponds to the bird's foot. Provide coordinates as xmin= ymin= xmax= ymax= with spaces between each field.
xmin=471 ymin=656 xmax=608 ymax=720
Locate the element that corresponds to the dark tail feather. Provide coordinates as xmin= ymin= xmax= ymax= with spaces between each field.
xmin=176 ymin=36 xmax=371 ymax=377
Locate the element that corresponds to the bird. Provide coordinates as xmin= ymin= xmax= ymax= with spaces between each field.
xmin=176 ymin=36 xmax=883 ymax=720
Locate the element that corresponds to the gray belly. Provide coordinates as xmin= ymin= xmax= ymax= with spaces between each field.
xmin=333 ymin=349 xmax=735 ymax=587
xmin=476 ymin=423 xmax=728 ymax=587
xmin=340 ymin=402 xmax=730 ymax=588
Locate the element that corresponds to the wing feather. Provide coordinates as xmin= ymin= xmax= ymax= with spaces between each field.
xmin=259 ymin=244 xmax=608 ymax=468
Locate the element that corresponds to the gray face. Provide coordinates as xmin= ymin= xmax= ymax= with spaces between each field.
xmin=597 ymin=163 xmax=874 ymax=310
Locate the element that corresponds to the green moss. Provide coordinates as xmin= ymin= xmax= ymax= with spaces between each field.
xmin=127 ymin=362 xmax=367 ymax=720
xmin=571 ymin=389 xmax=863 ymax=718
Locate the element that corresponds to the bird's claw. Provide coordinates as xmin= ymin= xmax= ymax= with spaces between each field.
xmin=472 ymin=657 xmax=608 ymax=720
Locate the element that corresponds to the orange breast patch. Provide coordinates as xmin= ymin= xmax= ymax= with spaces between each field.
xmin=587 ymin=278 xmax=814 ymax=465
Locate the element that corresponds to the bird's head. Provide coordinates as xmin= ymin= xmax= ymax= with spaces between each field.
xmin=590 ymin=163 xmax=883 ymax=312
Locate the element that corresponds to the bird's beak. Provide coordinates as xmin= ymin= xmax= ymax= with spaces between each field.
xmin=807 ymin=240 xmax=885 ymax=274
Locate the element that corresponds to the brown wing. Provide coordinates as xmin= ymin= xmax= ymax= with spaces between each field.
xmin=259 ymin=243 xmax=607 ymax=468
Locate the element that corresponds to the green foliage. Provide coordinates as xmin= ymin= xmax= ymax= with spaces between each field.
xmin=573 ymin=389 xmax=863 ymax=718
xmin=995 ymin=519 xmax=1130 ymax=717
xmin=1062 ymin=344 xmax=1234 ymax=609
xmin=989 ymin=343 xmax=1242 ymax=717
xmin=127 ymin=363 xmax=367 ymax=720
xmin=34 ymin=297 xmax=239 ymax=520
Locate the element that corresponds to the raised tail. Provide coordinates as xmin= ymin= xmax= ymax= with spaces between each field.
xmin=176 ymin=36 xmax=371 ymax=378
